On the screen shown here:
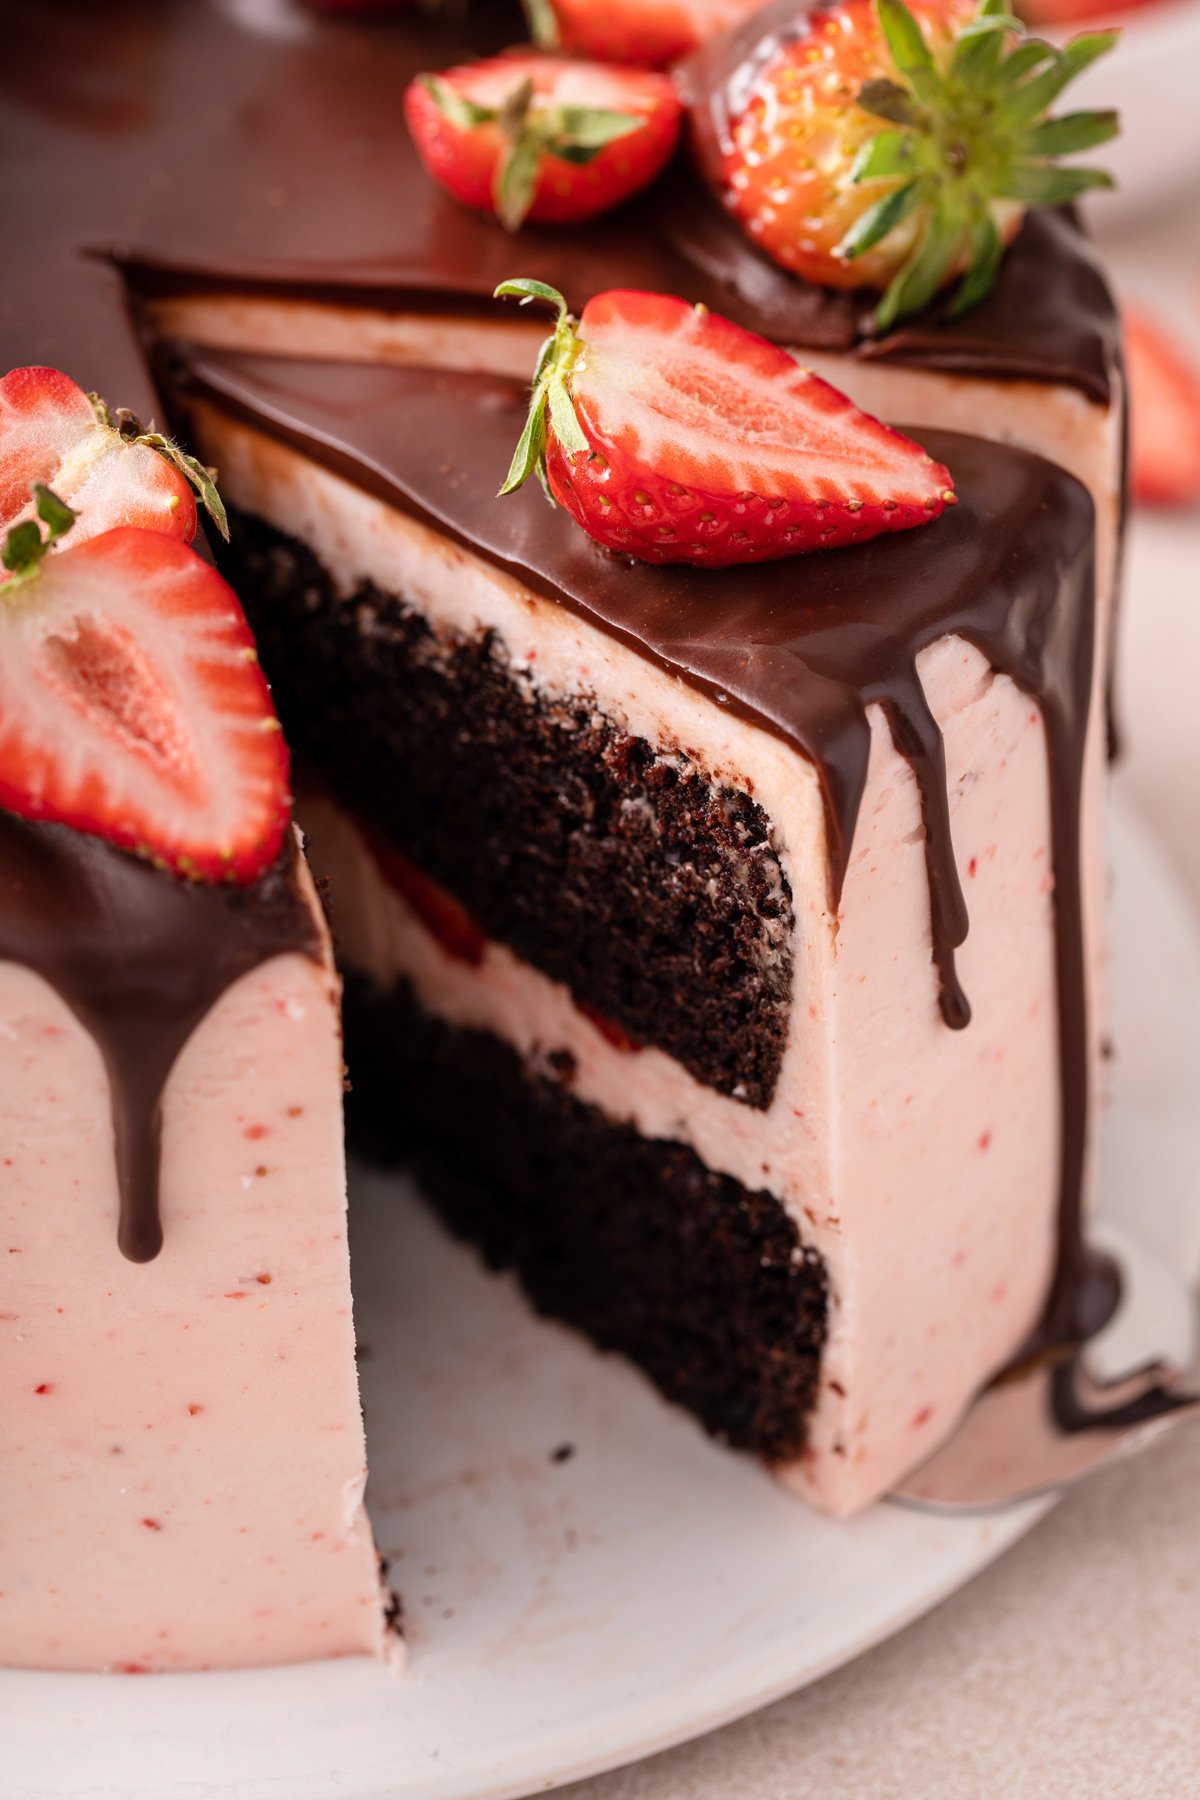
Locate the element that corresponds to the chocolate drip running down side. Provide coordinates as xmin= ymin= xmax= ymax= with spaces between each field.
xmin=166 ymin=351 xmax=1099 ymax=1343
xmin=0 ymin=816 xmax=321 ymax=1262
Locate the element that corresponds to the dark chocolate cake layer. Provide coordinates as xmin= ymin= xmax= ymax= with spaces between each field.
xmin=345 ymin=973 xmax=828 ymax=1461
xmin=223 ymin=509 xmax=794 ymax=1108
xmin=0 ymin=1 xmax=1118 ymax=407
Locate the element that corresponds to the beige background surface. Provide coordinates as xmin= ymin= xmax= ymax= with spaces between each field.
xmin=557 ymin=197 xmax=1200 ymax=1800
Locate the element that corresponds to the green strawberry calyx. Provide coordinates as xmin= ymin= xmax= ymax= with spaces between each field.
xmin=494 ymin=278 xmax=589 ymax=500
xmin=521 ymin=0 xmax=563 ymax=50
xmin=843 ymin=0 xmax=1119 ymax=330
xmin=1 ymin=483 xmax=77 ymax=587
xmin=422 ymin=72 xmax=642 ymax=231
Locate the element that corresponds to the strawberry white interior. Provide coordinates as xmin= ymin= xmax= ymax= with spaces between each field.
xmin=0 ymin=848 xmax=389 ymax=1671
xmin=573 ymin=294 xmax=952 ymax=507
xmin=188 ymin=410 xmax=1109 ymax=1515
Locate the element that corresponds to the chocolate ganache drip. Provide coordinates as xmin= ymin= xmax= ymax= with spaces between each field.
xmin=166 ymin=351 xmax=1100 ymax=1342
xmin=0 ymin=814 xmax=320 ymax=1262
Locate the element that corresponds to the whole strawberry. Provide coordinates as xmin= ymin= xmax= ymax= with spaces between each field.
xmin=404 ymin=52 xmax=682 ymax=230
xmin=691 ymin=0 xmax=1119 ymax=329
xmin=495 ymin=278 xmax=954 ymax=565
xmin=522 ymin=0 xmax=771 ymax=68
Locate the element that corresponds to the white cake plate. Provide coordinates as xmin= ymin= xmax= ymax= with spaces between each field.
xmin=4 ymin=789 xmax=1199 ymax=1800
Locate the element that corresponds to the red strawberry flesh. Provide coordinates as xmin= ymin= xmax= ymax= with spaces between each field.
xmin=0 ymin=528 xmax=289 ymax=883
xmin=368 ymin=836 xmax=486 ymax=966
xmin=531 ymin=0 xmax=771 ymax=67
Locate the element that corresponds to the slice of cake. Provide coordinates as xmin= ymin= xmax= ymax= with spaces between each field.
xmin=0 ymin=397 xmax=387 ymax=1671
xmin=0 ymin=822 xmax=387 ymax=1671
xmin=167 ymin=302 xmax=1102 ymax=1512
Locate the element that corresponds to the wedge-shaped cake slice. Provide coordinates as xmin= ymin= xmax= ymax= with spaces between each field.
xmin=0 ymin=819 xmax=388 ymax=1670
xmin=172 ymin=350 xmax=1103 ymax=1514
xmin=0 ymin=460 xmax=388 ymax=1673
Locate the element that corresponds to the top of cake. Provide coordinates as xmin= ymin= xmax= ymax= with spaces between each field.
xmin=0 ymin=0 xmax=1120 ymax=406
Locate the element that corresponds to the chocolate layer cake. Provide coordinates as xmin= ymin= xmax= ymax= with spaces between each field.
xmin=0 ymin=0 xmax=1125 ymax=1670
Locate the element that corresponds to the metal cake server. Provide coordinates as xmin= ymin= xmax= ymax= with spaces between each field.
xmin=892 ymin=1227 xmax=1200 ymax=1512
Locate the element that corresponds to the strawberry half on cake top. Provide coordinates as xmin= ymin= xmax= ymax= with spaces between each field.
xmin=0 ymin=368 xmax=388 ymax=1672
xmin=494 ymin=278 xmax=956 ymax=561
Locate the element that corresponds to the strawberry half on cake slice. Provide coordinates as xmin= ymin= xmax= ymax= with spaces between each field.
xmin=0 ymin=373 xmax=389 ymax=1673
xmin=494 ymin=278 xmax=955 ymax=561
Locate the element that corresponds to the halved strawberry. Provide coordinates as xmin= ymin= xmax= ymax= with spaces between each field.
xmin=0 ymin=366 xmax=227 ymax=552
xmin=496 ymin=279 xmax=954 ymax=564
xmin=691 ymin=0 xmax=1119 ymax=329
xmin=0 ymin=488 xmax=289 ymax=883
xmin=404 ymin=51 xmax=682 ymax=230
xmin=522 ymin=0 xmax=769 ymax=67
xmin=1124 ymin=307 xmax=1200 ymax=509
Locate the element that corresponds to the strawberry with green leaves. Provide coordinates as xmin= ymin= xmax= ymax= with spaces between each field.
xmin=698 ymin=0 xmax=1119 ymax=329
xmin=0 ymin=365 xmax=227 ymax=549
xmin=496 ymin=278 xmax=954 ymax=565
xmin=0 ymin=480 xmax=288 ymax=885
xmin=404 ymin=51 xmax=682 ymax=229
xmin=522 ymin=0 xmax=771 ymax=68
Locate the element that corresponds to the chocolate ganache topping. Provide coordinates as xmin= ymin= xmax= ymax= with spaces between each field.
xmin=0 ymin=0 xmax=1118 ymax=404
xmin=166 ymin=348 xmax=1101 ymax=1346
xmin=0 ymin=815 xmax=321 ymax=1262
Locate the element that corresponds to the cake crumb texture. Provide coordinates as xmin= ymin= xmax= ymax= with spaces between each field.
xmin=223 ymin=511 xmax=795 ymax=1110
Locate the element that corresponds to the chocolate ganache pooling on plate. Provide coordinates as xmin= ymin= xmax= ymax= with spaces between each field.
xmin=167 ymin=348 xmax=1101 ymax=1351
xmin=0 ymin=816 xmax=321 ymax=1262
